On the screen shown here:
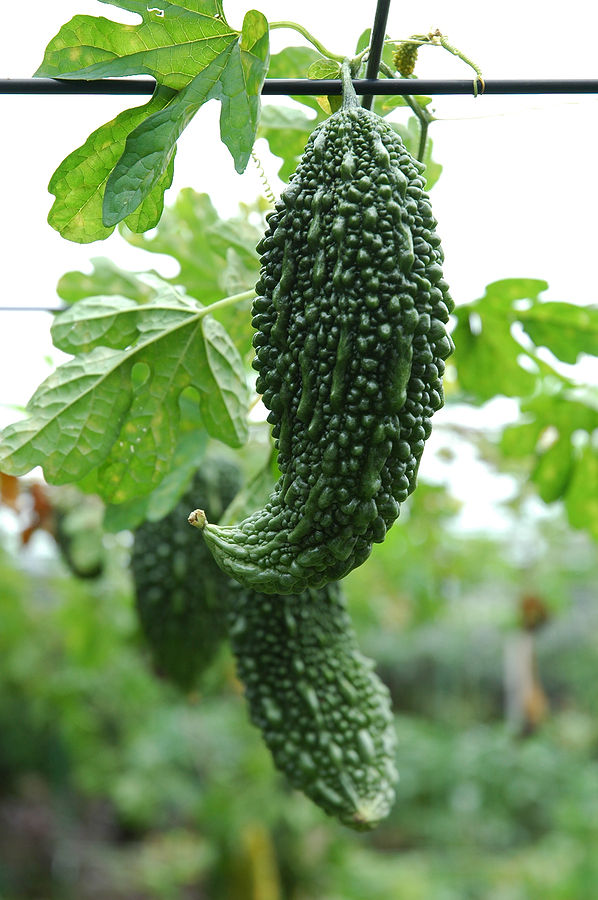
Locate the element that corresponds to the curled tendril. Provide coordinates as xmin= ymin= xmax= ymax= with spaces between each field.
xmin=251 ymin=150 xmax=276 ymax=205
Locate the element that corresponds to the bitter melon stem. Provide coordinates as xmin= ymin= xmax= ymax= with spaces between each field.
xmin=340 ymin=59 xmax=361 ymax=111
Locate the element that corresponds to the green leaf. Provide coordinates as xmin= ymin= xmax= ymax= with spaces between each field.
xmin=37 ymin=4 xmax=268 ymax=240
xmin=51 ymin=295 xmax=141 ymax=353
xmin=355 ymin=28 xmax=396 ymax=70
xmin=47 ymin=86 xmax=178 ymax=243
xmin=0 ymin=348 xmax=134 ymax=484
xmin=34 ymin=1 xmax=237 ymax=91
xmin=519 ymin=302 xmax=598 ymax=364
xmin=57 ymin=258 xmax=156 ymax=305
xmin=307 ymin=59 xmax=341 ymax=79
xmin=502 ymin=387 xmax=598 ymax=531
xmin=381 ymin=94 xmax=433 ymax=113
xmin=0 ymin=280 xmax=248 ymax=496
xmin=565 ymin=445 xmax=598 ymax=540
xmin=219 ymin=445 xmax=279 ymax=526
xmin=266 ymin=46 xmax=323 ymax=114
xmin=57 ymin=192 xmax=261 ymax=357
xmin=103 ymin=426 xmax=210 ymax=531
xmin=306 ymin=59 xmax=342 ymax=115
xmin=102 ymin=10 xmax=269 ymax=224
xmin=258 ymin=105 xmax=323 ymax=182
xmin=451 ymin=278 xmax=551 ymax=403
xmin=121 ymin=189 xmax=260 ymax=350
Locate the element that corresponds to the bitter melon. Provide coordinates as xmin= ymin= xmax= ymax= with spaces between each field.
xmin=393 ymin=38 xmax=423 ymax=77
xmin=192 ymin=60 xmax=454 ymax=594
xmin=132 ymin=457 xmax=242 ymax=690
xmin=228 ymin=579 xmax=397 ymax=830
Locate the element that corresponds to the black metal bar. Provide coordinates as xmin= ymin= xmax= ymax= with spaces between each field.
xmin=1 ymin=78 xmax=156 ymax=95
xmin=362 ymin=0 xmax=392 ymax=110
xmin=3 ymin=77 xmax=598 ymax=96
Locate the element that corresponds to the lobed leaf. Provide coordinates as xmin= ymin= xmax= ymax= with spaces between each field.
xmin=57 ymin=258 xmax=156 ymax=305
xmin=0 ymin=280 xmax=248 ymax=497
xmin=0 ymin=348 xmax=134 ymax=484
xmin=102 ymin=10 xmax=269 ymax=224
xmin=37 ymin=4 xmax=270 ymax=239
xmin=518 ymin=302 xmax=598 ymax=365
xmin=502 ymin=388 xmax=598 ymax=535
xmin=103 ymin=393 xmax=209 ymax=531
xmin=451 ymin=279 xmax=552 ymax=403
xmin=34 ymin=1 xmax=237 ymax=90
xmin=258 ymin=105 xmax=324 ymax=182
xmin=47 ymin=86 xmax=177 ymax=243
xmin=565 ymin=445 xmax=598 ymax=541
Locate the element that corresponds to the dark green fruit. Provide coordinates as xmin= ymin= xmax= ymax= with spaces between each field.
xmin=228 ymin=580 xmax=397 ymax=830
xmin=132 ymin=457 xmax=242 ymax=690
xmin=194 ymin=61 xmax=454 ymax=594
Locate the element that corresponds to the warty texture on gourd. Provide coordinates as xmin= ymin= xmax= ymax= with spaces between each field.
xmin=228 ymin=579 xmax=397 ymax=830
xmin=192 ymin=61 xmax=454 ymax=594
xmin=133 ymin=458 xmax=242 ymax=690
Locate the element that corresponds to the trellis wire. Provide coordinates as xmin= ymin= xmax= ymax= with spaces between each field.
xmin=2 ymin=78 xmax=598 ymax=96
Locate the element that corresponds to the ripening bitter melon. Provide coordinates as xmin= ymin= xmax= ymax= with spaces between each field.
xmin=228 ymin=579 xmax=397 ymax=830
xmin=132 ymin=457 xmax=242 ymax=690
xmin=192 ymin=60 xmax=454 ymax=594
xmin=393 ymin=39 xmax=422 ymax=77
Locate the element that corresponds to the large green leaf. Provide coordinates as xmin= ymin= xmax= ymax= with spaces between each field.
xmin=258 ymin=105 xmax=324 ymax=182
xmin=57 ymin=258 xmax=156 ymax=305
xmin=121 ymin=189 xmax=261 ymax=351
xmin=36 ymin=4 xmax=268 ymax=240
xmin=102 ymin=427 xmax=209 ymax=532
xmin=34 ymin=0 xmax=237 ymax=90
xmin=565 ymin=445 xmax=598 ymax=541
xmin=502 ymin=387 xmax=598 ymax=535
xmin=58 ymin=190 xmax=261 ymax=357
xmin=47 ymin=86 xmax=177 ymax=243
xmin=0 ymin=279 xmax=248 ymax=499
xmin=451 ymin=279 xmax=553 ymax=403
xmin=103 ymin=10 xmax=269 ymax=224
xmin=518 ymin=302 xmax=598 ymax=365
xmin=265 ymin=46 xmax=323 ymax=114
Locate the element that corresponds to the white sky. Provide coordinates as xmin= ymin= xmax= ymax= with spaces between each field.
xmin=1 ymin=0 xmax=598 ymax=531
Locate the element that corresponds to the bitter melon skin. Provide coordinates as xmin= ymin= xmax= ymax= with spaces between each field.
xmin=196 ymin=62 xmax=454 ymax=594
xmin=393 ymin=41 xmax=420 ymax=77
xmin=132 ymin=458 xmax=243 ymax=690
xmin=227 ymin=580 xmax=398 ymax=830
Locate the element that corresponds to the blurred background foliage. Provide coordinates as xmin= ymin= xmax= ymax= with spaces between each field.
xmin=2 ymin=461 xmax=598 ymax=900
xmin=2 ymin=41 xmax=598 ymax=900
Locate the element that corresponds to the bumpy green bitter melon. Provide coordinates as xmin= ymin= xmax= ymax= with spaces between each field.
xmin=192 ymin=61 xmax=454 ymax=594
xmin=132 ymin=457 xmax=242 ymax=690
xmin=393 ymin=38 xmax=423 ymax=77
xmin=228 ymin=579 xmax=397 ymax=829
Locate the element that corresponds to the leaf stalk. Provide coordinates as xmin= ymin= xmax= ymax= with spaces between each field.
xmin=268 ymin=21 xmax=344 ymax=63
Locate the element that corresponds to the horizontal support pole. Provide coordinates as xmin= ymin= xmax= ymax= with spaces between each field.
xmin=2 ymin=77 xmax=598 ymax=97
